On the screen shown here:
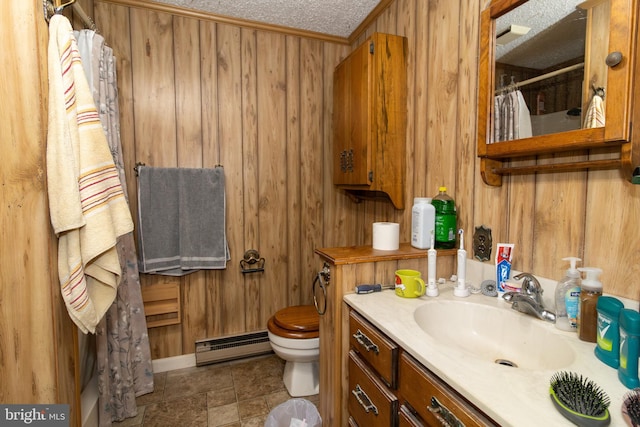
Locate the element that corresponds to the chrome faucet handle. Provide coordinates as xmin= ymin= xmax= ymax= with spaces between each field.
xmin=513 ymin=272 xmax=542 ymax=297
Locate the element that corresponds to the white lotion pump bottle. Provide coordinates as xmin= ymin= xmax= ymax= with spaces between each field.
xmin=554 ymin=256 xmax=581 ymax=331
xmin=411 ymin=198 xmax=435 ymax=249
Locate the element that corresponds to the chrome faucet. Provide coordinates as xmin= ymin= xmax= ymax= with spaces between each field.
xmin=503 ymin=273 xmax=556 ymax=323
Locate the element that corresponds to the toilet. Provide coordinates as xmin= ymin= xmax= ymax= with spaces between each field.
xmin=267 ymin=305 xmax=320 ymax=397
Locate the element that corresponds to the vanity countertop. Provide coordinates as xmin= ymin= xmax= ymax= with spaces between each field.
xmin=344 ymin=284 xmax=634 ymax=427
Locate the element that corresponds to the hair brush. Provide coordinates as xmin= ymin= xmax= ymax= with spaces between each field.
xmin=549 ymin=371 xmax=611 ymax=427
xmin=623 ymin=388 xmax=640 ymax=427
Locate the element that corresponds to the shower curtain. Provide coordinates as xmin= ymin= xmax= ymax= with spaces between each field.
xmin=493 ymin=89 xmax=532 ymax=142
xmin=75 ymin=30 xmax=154 ymax=426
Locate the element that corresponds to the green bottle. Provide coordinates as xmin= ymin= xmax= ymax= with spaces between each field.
xmin=432 ymin=186 xmax=457 ymax=249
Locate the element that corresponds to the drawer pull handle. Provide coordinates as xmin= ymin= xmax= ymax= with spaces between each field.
xmin=352 ymin=329 xmax=380 ymax=354
xmin=428 ymin=396 xmax=465 ymax=427
xmin=352 ymin=384 xmax=379 ymax=415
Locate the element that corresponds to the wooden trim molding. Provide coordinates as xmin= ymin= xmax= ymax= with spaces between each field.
xmin=98 ymin=0 xmax=350 ymax=44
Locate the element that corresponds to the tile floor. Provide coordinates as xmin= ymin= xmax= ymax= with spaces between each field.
xmin=113 ymin=354 xmax=319 ymax=427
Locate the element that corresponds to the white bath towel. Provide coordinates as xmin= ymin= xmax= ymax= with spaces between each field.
xmin=584 ymin=94 xmax=605 ymax=129
xmin=47 ymin=15 xmax=133 ymax=333
xmin=137 ymin=166 xmax=229 ymax=276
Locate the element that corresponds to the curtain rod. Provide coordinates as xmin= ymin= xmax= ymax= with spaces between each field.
xmin=44 ymin=0 xmax=97 ymax=31
xmin=495 ymin=62 xmax=585 ymax=94
xmin=71 ymin=2 xmax=97 ymax=31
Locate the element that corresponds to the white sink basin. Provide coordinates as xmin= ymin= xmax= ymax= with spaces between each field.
xmin=414 ymin=300 xmax=575 ymax=370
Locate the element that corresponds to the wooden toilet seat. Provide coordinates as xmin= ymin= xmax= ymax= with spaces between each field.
xmin=268 ymin=305 xmax=319 ymax=339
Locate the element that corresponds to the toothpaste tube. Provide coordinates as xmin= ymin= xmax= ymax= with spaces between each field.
xmin=495 ymin=243 xmax=514 ymax=293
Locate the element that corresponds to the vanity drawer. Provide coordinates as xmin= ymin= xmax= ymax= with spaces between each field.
xmin=349 ymin=310 xmax=399 ymax=388
xmin=398 ymin=352 xmax=498 ymax=427
xmin=349 ymin=350 xmax=398 ymax=427
xmin=398 ymin=405 xmax=424 ymax=427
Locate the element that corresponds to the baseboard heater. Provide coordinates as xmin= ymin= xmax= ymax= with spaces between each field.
xmin=195 ymin=330 xmax=272 ymax=366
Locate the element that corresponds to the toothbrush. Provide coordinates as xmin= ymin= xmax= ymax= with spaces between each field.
xmin=427 ymin=232 xmax=438 ymax=296
xmin=454 ymin=229 xmax=470 ymax=297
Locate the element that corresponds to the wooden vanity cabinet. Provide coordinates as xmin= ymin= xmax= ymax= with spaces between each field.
xmin=398 ymin=352 xmax=499 ymax=427
xmin=347 ymin=307 xmax=498 ymax=427
xmin=349 ymin=310 xmax=398 ymax=388
xmin=348 ymin=310 xmax=399 ymax=427
xmin=332 ymin=32 xmax=407 ymax=209
xmin=348 ymin=350 xmax=399 ymax=427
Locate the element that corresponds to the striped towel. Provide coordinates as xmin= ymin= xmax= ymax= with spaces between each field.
xmin=584 ymin=94 xmax=605 ymax=129
xmin=47 ymin=15 xmax=133 ymax=334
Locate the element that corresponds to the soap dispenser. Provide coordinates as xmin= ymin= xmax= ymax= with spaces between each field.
xmin=577 ymin=267 xmax=603 ymax=343
xmin=554 ymin=257 xmax=581 ymax=332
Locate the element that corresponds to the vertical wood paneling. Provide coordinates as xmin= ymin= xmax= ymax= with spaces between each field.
xmin=1 ymin=1 xmax=78 ymax=417
xmin=396 ymin=0 xmax=416 ymax=235
xmin=427 ymin=0 xmax=460 ymax=193
xmin=240 ymin=28 xmax=261 ymax=333
xmin=217 ymin=23 xmax=246 ymax=336
xmin=532 ymin=165 xmax=587 ymax=273
xmin=91 ymin=0 xmax=640 ymax=360
xmin=174 ymin=16 xmax=203 ymax=167
xmin=286 ymin=36 xmax=302 ymax=306
xmin=300 ymin=38 xmax=325 ymax=302
xmin=457 ymin=0 xmax=480 ymax=245
xmin=130 ymin=8 xmax=177 ymax=167
xmin=198 ymin=21 xmax=223 ymax=338
xmin=584 ymin=170 xmax=640 ymax=295
xmin=413 ymin=0 xmax=430 ymax=201
xmin=257 ymin=31 xmax=288 ymax=325
xmin=173 ymin=15 xmax=208 ymax=351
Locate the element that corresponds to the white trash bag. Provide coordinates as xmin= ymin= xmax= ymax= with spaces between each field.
xmin=264 ymin=398 xmax=322 ymax=427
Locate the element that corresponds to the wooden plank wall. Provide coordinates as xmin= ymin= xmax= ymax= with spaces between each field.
xmin=91 ymin=0 xmax=640 ymax=359
xmin=1 ymin=1 xmax=80 ymax=423
xmin=93 ymin=1 xmax=350 ymax=358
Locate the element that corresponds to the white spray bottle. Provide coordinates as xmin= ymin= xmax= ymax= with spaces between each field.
xmin=426 ymin=232 xmax=438 ymax=296
xmin=454 ymin=229 xmax=470 ymax=297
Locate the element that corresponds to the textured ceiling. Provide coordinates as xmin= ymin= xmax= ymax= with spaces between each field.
xmin=496 ymin=0 xmax=586 ymax=70
xmin=150 ymin=0 xmax=585 ymax=67
xmin=151 ymin=0 xmax=381 ymax=37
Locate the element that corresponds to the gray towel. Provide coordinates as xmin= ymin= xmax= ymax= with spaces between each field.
xmin=137 ymin=166 xmax=229 ymax=276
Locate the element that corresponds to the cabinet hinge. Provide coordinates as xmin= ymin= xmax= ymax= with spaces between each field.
xmin=369 ymin=42 xmax=374 ymax=54
xmin=368 ymin=171 xmax=374 ymax=182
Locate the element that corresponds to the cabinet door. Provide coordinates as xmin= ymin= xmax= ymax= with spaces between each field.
xmin=349 ymin=350 xmax=398 ymax=427
xmin=399 ymin=352 xmax=498 ymax=427
xmin=333 ymin=39 xmax=372 ymax=186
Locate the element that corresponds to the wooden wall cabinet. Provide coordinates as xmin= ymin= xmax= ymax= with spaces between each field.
xmin=333 ymin=33 xmax=407 ymax=208
xmin=477 ymin=0 xmax=639 ymax=185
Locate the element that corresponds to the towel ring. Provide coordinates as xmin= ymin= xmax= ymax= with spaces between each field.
xmin=240 ymin=249 xmax=265 ymax=274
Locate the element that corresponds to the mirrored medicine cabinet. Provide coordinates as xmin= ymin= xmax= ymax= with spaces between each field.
xmin=476 ymin=0 xmax=639 ymax=185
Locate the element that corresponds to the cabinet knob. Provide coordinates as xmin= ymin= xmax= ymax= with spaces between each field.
xmin=606 ymin=51 xmax=623 ymax=67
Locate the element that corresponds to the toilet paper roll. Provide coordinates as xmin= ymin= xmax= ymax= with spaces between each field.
xmin=372 ymin=222 xmax=400 ymax=250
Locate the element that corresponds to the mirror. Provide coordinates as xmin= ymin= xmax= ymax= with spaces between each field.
xmin=477 ymin=0 xmax=636 ymax=185
xmin=494 ymin=0 xmax=589 ymax=141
